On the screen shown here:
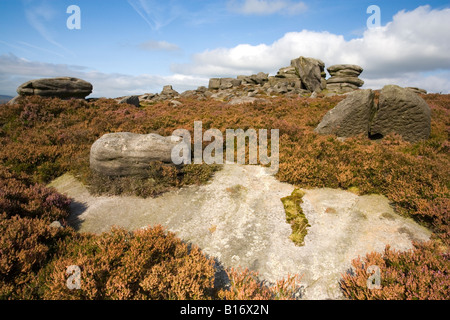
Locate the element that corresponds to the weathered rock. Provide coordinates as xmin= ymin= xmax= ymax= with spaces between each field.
xmin=276 ymin=66 xmax=298 ymax=79
xmin=220 ymin=78 xmax=242 ymax=89
xmin=139 ymin=93 xmax=157 ymax=101
xmin=179 ymin=90 xmax=196 ymax=99
xmin=369 ymin=85 xmax=431 ymax=142
xmin=161 ymin=85 xmax=179 ymax=97
xmin=326 ymin=64 xmax=364 ymax=93
xmin=6 ymin=96 xmax=22 ymax=105
xmin=255 ymin=72 xmax=269 ymax=84
xmin=406 ymin=87 xmax=427 ymax=95
xmin=117 ymin=95 xmax=140 ymax=107
xmin=326 ymin=76 xmax=364 ymax=87
xmin=196 ymin=86 xmax=208 ymax=93
xmin=326 ymin=83 xmax=360 ymax=93
xmin=291 ymin=57 xmax=325 ymax=92
xmin=327 ymin=64 xmax=363 ymax=75
xmin=209 ymin=78 xmax=221 ymax=90
xmin=315 ymin=89 xmax=375 ymax=137
xmin=90 ymin=132 xmax=186 ymax=176
xmin=49 ymin=221 xmax=64 ymax=229
xmin=17 ymin=77 xmax=93 ymax=99
xmin=227 ymin=96 xmax=269 ymax=105
xmin=169 ymin=100 xmax=183 ymax=107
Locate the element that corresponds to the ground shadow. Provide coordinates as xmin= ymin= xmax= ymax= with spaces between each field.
xmin=66 ymin=200 xmax=88 ymax=231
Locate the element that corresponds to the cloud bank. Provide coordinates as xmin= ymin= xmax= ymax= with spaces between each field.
xmin=0 ymin=53 xmax=207 ymax=98
xmin=2 ymin=5 xmax=450 ymax=97
xmin=172 ymin=5 xmax=450 ymax=93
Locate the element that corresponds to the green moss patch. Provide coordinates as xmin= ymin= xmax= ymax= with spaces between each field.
xmin=281 ymin=188 xmax=310 ymax=246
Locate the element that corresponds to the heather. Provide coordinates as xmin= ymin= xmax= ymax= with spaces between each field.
xmin=0 ymin=93 xmax=449 ymax=299
xmin=340 ymin=241 xmax=449 ymax=300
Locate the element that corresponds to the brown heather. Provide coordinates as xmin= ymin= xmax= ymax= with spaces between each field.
xmin=340 ymin=241 xmax=449 ymax=300
xmin=0 ymin=93 xmax=448 ymax=299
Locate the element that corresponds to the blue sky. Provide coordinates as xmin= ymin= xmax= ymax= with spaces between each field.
xmin=1 ymin=0 xmax=449 ymax=97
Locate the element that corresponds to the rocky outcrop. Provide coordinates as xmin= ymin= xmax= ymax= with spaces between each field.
xmin=203 ymin=57 xmax=326 ymax=101
xmin=369 ymin=85 xmax=431 ymax=143
xmin=133 ymin=57 xmax=367 ymax=105
xmin=314 ymin=89 xmax=375 ymax=137
xmin=138 ymin=85 xmax=180 ymax=103
xmin=315 ymin=85 xmax=431 ymax=143
xmin=17 ymin=77 xmax=93 ymax=99
xmin=90 ymin=132 xmax=186 ymax=176
xmin=326 ymin=65 xmax=364 ymax=93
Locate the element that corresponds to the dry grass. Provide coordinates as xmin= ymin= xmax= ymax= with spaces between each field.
xmin=0 ymin=93 xmax=448 ymax=299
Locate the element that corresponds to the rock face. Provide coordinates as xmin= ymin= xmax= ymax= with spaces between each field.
xmin=90 ymin=132 xmax=185 ymax=176
xmin=17 ymin=77 xmax=93 ymax=99
xmin=49 ymin=164 xmax=431 ymax=300
xmin=290 ymin=57 xmax=326 ymax=92
xmin=369 ymin=85 xmax=431 ymax=142
xmin=326 ymin=65 xmax=364 ymax=93
xmin=314 ymin=89 xmax=375 ymax=137
xmin=315 ymin=85 xmax=432 ymax=143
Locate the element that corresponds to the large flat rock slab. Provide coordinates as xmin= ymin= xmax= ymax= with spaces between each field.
xmin=49 ymin=164 xmax=431 ymax=299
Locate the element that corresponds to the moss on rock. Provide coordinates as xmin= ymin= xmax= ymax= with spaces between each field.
xmin=281 ymin=188 xmax=310 ymax=246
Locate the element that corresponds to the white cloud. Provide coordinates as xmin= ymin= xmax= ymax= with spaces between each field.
xmin=127 ymin=0 xmax=181 ymax=30
xmin=23 ymin=0 xmax=74 ymax=57
xmin=138 ymin=40 xmax=181 ymax=52
xmin=0 ymin=53 xmax=208 ymax=98
xmin=227 ymin=0 xmax=307 ymax=15
xmin=172 ymin=5 xmax=450 ymax=93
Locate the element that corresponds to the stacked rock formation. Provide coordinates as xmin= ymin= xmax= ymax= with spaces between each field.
xmin=326 ymin=65 xmax=364 ymax=93
xmin=204 ymin=57 xmax=327 ymax=99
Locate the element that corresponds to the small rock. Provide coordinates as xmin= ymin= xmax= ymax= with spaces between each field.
xmin=117 ymin=95 xmax=140 ymax=107
xmin=49 ymin=221 xmax=64 ymax=229
xmin=169 ymin=100 xmax=183 ymax=107
xmin=227 ymin=96 xmax=268 ymax=105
